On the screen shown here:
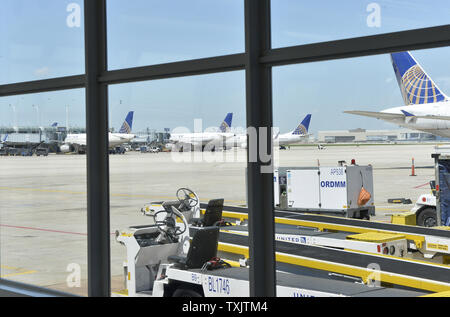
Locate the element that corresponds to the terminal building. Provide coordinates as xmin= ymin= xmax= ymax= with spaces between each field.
xmin=0 ymin=126 xmax=170 ymax=152
xmin=317 ymin=128 xmax=448 ymax=143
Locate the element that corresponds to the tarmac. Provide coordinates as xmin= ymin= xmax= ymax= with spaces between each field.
xmin=0 ymin=143 xmax=439 ymax=295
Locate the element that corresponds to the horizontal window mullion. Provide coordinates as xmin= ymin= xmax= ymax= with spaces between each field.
xmin=261 ymin=24 xmax=450 ymax=67
xmin=2 ymin=25 xmax=450 ymax=95
xmin=0 ymin=75 xmax=85 ymax=97
xmin=98 ymin=53 xmax=247 ymax=85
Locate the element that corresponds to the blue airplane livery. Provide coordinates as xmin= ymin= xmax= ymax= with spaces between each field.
xmin=345 ymin=51 xmax=450 ymax=138
xmin=219 ymin=113 xmax=233 ymax=133
xmin=119 ymin=111 xmax=134 ymax=134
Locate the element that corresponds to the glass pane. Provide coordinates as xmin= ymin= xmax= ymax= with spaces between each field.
xmin=0 ymin=89 xmax=87 ymax=296
xmin=107 ymin=71 xmax=246 ymax=295
xmin=272 ymin=47 xmax=450 ymax=220
xmin=0 ymin=0 xmax=85 ymax=84
xmin=271 ymin=0 xmax=450 ymax=48
xmin=106 ymin=0 xmax=244 ymax=70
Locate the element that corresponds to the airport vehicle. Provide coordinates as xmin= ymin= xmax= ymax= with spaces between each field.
xmin=410 ymin=147 xmax=450 ymax=227
xmin=223 ymin=225 xmax=408 ymax=257
xmin=35 ymin=147 xmax=49 ymax=156
xmin=7 ymin=148 xmax=21 ymax=156
xmin=149 ymin=146 xmax=160 ymax=153
xmin=411 ymin=187 xmax=438 ymax=227
xmin=229 ymin=114 xmax=312 ymax=149
xmin=345 ymin=51 xmax=450 ymax=138
xmin=109 ymin=146 xmax=126 ymax=154
xmin=116 ymin=188 xmax=431 ymax=297
xmin=60 ymin=111 xmax=135 ymax=154
xmin=272 ymin=165 xmax=375 ymax=219
xmin=20 ymin=148 xmax=33 ymax=156
xmin=167 ymin=113 xmax=233 ymax=151
xmin=215 ymin=203 xmax=450 ymax=264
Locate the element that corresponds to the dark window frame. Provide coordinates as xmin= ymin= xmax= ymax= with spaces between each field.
xmin=0 ymin=0 xmax=449 ymax=297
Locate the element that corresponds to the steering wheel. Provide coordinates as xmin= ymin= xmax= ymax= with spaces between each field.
xmin=176 ymin=188 xmax=199 ymax=208
xmin=153 ymin=209 xmax=187 ymax=240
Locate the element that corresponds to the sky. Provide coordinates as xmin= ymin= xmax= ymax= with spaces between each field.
xmin=1 ymin=0 xmax=450 ymax=135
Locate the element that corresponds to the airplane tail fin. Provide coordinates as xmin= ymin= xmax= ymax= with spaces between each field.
xmin=292 ymin=114 xmax=311 ymax=135
xmin=119 ymin=111 xmax=134 ymax=134
xmin=391 ymin=51 xmax=448 ymax=105
xmin=219 ymin=113 xmax=233 ymax=132
xmin=2 ymin=134 xmax=8 ymax=143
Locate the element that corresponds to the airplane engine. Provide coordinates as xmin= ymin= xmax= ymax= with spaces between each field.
xmin=60 ymin=144 xmax=73 ymax=153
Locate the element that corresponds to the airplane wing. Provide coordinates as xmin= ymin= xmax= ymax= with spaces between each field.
xmin=344 ymin=110 xmax=405 ymax=120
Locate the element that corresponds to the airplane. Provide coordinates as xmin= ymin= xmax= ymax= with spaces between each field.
xmin=276 ymin=114 xmax=312 ymax=146
xmin=167 ymin=113 xmax=234 ymax=151
xmin=60 ymin=111 xmax=135 ymax=154
xmin=345 ymin=51 xmax=450 ymax=138
xmin=229 ymin=114 xmax=312 ymax=149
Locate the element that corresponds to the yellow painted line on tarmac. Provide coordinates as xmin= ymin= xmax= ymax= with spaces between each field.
xmin=1 ymin=265 xmax=20 ymax=271
xmin=0 ymin=270 xmax=37 ymax=278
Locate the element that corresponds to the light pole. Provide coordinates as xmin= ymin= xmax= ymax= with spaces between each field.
xmin=66 ymin=105 xmax=70 ymax=133
xmin=9 ymin=103 xmax=17 ymax=130
xmin=32 ymin=104 xmax=40 ymax=129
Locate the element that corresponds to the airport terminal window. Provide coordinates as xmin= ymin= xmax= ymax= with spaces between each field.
xmin=2 ymin=0 xmax=450 ymax=298
xmin=106 ymin=0 xmax=245 ymax=70
xmin=0 ymin=89 xmax=87 ymax=296
xmin=108 ymin=72 xmax=247 ymax=293
xmin=0 ymin=0 xmax=85 ymax=84
xmin=273 ymin=46 xmax=450 ymax=217
xmin=271 ymin=0 xmax=450 ymax=48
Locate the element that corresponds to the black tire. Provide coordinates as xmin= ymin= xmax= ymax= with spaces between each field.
xmin=172 ymin=287 xmax=202 ymax=297
xmin=417 ymin=207 xmax=437 ymax=227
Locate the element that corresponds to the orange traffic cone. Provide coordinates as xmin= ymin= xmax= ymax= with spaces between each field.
xmin=410 ymin=158 xmax=416 ymax=176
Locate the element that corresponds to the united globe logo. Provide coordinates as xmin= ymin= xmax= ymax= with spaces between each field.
xmin=401 ymin=64 xmax=445 ymax=104
xmin=220 ymin=122 xmax=230 ymax=132
xmin=292 ymin=124 xmax=307 ymax=135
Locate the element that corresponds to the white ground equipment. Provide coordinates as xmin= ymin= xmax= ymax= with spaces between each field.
xmin=274 ymin=165 xmax=375 ymax=219
xmin=115 ymin=188 xmax=431 ymax=297
xmin=411 ymin=182 xmax=438 ymax=227
xmin=116 ymin=188 xmax=200 ymax=296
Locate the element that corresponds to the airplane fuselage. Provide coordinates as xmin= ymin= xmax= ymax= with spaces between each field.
xmin=169 ymin=132 xmax=234 ymax=148
xmin=277 ymin=133 xmax=308 ymax=146
xmin=381 ymin=102 xmax=450 ymax=137
xmin=63 ymin=132 xmax=135 ymax=149
xmin=225 ymin=132 xmax=308 ymax=149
